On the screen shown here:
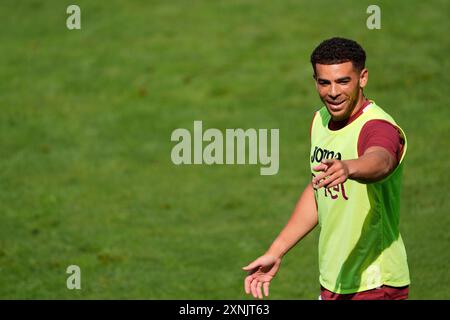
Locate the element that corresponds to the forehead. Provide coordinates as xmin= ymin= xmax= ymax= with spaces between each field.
xmin=315 ymin=62 xmax=357 ymax=78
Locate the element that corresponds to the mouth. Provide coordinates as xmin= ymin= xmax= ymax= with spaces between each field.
xmin=326 ymin=100 xmax=346 ymax=111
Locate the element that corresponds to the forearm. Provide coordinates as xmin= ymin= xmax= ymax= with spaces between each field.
xmin=265 ymin=183 xmax=318 ymax=259
xmin=345 ymin=147 xmax=396 ymax=183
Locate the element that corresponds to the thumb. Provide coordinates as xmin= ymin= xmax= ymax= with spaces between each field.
xmin=321 ymin=158 xmax=335 ymax=165
xmin=314 ymin=159 xmax=334 ymax=171
xmin=313 ymin=162 xmax=327 ymax=172
xmin=242 ymin=259 xmax=262 ymax=271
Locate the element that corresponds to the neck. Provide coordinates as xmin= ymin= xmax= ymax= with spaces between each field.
xmin=329 ymin=94 xmax=368 ymax=130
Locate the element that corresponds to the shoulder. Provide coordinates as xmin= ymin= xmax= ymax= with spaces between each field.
xmin=364 ymin=102 xmax=397 ymax=125
xmin=361 ymin=119 xmax=400 ymax=136
xmin=358 ymin=120 xmax=402 ymax=160
xmin=310 ymin=106 xmax=329 ymax=128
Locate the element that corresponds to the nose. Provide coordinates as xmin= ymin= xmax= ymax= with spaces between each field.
xmin=328 ymin=84 xmax=340 ymax=99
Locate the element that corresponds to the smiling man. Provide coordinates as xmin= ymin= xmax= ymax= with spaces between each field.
xmin=242 ymin=37 xmax=410 ymax=300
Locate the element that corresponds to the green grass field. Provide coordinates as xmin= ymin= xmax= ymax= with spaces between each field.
xmin=0 ymin=0 xmax=449 ymax=299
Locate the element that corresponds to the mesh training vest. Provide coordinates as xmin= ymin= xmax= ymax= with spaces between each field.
xmin=310 ymin=101 xmax=410 ymax=294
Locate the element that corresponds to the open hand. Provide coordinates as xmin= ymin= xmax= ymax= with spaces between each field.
xmin=242 ymin=255 xmax=281 ymax=299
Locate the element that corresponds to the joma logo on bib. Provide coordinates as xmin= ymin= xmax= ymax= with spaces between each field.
xmin=311 ymin=146 xmax=342 ymax=163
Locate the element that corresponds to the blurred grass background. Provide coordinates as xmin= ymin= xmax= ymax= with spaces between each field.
xmin=0 ymin=0 xmax=448 ymax=299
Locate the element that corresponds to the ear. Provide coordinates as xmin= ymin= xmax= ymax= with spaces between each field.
xmin=313 ymin=74 xmax=319 ymax=91
xmin=359 ymin=68 xmax=368 ymax=88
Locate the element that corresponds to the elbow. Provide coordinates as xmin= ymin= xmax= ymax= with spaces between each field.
xmin=378 ymin=155 xmax=397 ymax=180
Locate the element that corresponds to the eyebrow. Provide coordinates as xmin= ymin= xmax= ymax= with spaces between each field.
xmin=317 ymin=76 xmax=351 ymax=82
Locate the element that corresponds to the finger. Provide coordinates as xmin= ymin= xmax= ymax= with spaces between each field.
xmin=244 ymin=275 xmax=253 ymax=294
xmin=321 ymin=158 xmax=336 ymax=165
xmin=313 ymin=159 xmax=335 ymax=171
xmin=326 ymin=175 xmax=346 ymax=189
xmin=316 ymin=171 xmax=341 ymax=189
xmin=312 ymin=171 xmax=329 ymax=185
xmin=250 ymin=279 xmax=258 ymax=299
xmin=257 ymin=281 xmax=263 ymax=299
xmin=313 ymin=166 xmax=337 ymax=186
xmin=312 ymin=163 xmax=328 ymax=172
xmin=242 ymin=260 xmax=261 ymax=272
xmin=263 ymin=282 xmax=270 ymax=297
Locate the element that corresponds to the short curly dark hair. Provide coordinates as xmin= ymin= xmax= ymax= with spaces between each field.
xmin=310 ymin=37 xmax=366 ymax=73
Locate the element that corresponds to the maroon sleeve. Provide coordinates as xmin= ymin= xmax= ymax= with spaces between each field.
xmin=358 ymin=120 xmax=404 ymax=165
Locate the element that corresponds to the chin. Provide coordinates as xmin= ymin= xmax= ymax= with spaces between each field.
xmin=329 ymin=109 xmax=350 ymax=121
xmin=325 ymin=101 xmax=353 ymax=121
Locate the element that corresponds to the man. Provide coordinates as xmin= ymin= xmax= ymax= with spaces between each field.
xmin=242 ymin=37 xmax=410 ymax=300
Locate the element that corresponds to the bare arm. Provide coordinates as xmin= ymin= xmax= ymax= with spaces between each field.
xmin=242 ymin=182 xmax=318 ymax=299
xmin=312 ymin=146 xmax=397 ymax=189
xmin=346 ymin=146 xmax=397 ymax=183
xmin=265 ymin=182 xmax=318 ymax=258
